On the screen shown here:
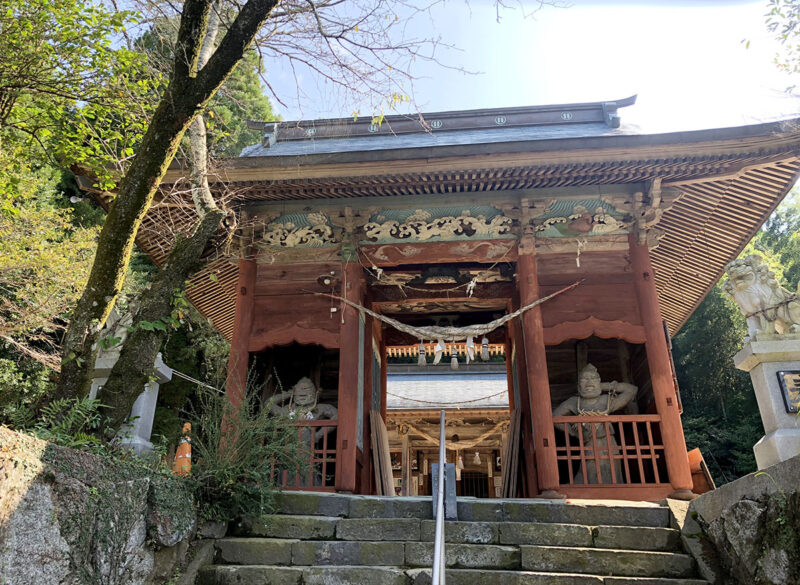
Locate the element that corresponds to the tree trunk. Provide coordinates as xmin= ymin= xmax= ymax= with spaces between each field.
xmin=55 ymin=0 xmax=278 ymax=400
xmin=96 ymin=208 xmax=226 ymax=433
xmin=96 ymin=2 xmax=228 ymax=433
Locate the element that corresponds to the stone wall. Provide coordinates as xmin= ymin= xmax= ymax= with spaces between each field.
xmin=682 ymin=454 xmax=800 ymax=585
xmin=0 ymin=426 xmax=199 ymax=585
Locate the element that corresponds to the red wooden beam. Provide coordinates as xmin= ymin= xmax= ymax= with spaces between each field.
xmin=360 ymin=239 xmax=518 ymax=267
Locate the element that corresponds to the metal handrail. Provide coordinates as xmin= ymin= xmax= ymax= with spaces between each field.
xmin=432 ymin=409 xmax=446 ymax=585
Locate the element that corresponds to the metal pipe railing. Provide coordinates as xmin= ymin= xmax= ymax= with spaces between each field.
xmin=432 ymin=409 xmax=446 ymax=585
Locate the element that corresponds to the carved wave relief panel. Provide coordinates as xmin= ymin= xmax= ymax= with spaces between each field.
xmin=534 ymin=199 xmax=631 ymax=238
xmin=362 ymin=206 xmax=513 ymax=243
xmin=259 ymin=212 xmax=338 ymax=248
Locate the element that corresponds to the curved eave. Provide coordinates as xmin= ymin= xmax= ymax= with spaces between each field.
xmin=138 ymin=119 xmax=800 ymax=341
xmin=164 ymin=117 xmax=800 ymax=184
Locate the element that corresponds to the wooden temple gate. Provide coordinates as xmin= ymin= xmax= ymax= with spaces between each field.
xmin=223 ymin=227 xmax=695 ymax=500
xmin=128 ymin=97 xmax=800 ymax=501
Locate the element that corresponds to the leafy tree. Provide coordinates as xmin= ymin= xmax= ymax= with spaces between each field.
xmin=0 ymin=152 xmax=100 ymax=366
xmin=54 ymin=0 xmax=472 ymax=433
xmin=0 ymin=0 xmax=149 ymax=187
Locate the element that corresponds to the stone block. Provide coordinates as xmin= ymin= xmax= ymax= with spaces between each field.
xmin=420 ymin=520 xmax=498 ymax=544
xmin=216 ymin=537 xmax=295 ymax=565
xmin=273 ymin=491 xmax=350 ymax=517
xmin=499 ymin=522 xmax=593 ymax=547
xmin=203 ymin=565 xmax=304 ymax=585
xmin=457 ymin=499 xmax=504 ymax=522
xmin=337 ymin=517 xmax=421 ymax=541
xmin=407 ymin=568 xmax=604 ymax=585
xmin=177 ymin=540 xmax=216 ymax=585
xmin=291 ymin=540 xmax=405 ymax=565
xmin=592 ymin=526 xmax=681 ymax=552
xmin=302 ymin=566 xmax=409 ymax=585
xmin=241 ymin=515 xmax=338 ymax=539
xmin=198 ymin=521 xmax=227 ymax=539
xmin=503 ymin=501 xmax=669 ymax=528
xmin=405 ymin=542 xmax=520 ymax=569
xmin=520 ymin=545 xmax=695 ymax=578
xmin=754 ymin=428 xmax=800 ymax=470
xmin=603 ymin=577 xmax=708 ymax=585
xmin=688 ymin=454 xmax=800 ymax=524
xmin=348 ymin=496 xmax=432 ymax=519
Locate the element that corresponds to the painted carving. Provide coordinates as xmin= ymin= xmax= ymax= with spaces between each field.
xmin=369 ymin=244 xmax=424 ymax=262
xmin=552 ymin=363 xmax=637 ymax=484
xmin=449 ymin=240 xmax=513 ymax=258
xmin=534 ymin=200 xmax=630 ymax=238
xmin=261 ymin=212 xmax=337 ymax=248
xmin=362 ymin=207 xmax=513 ymax=242
xmin=722 ymin=254 xmax=800 ymax=339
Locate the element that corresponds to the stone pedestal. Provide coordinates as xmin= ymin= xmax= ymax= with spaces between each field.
xmin=734 ymin=335 xmax=800 ymax=469
xmin=90 ymin=352 xmax=173 ymax=454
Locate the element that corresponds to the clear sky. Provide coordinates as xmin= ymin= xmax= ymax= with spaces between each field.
xmin=265 ymin=0 xmax=800 ymax=132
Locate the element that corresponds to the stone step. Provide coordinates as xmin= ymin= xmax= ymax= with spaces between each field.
xmin=406 ymin=542 xmax=521 ymax=569
xmin=271 ymin=491 xmax=671 ymax=528
xmin=199 ymin=565 xmax=709 ymax=585
xmin=521 ymin=546 xmax=696 ymax=579
xmin=198 ymin=564 xmax=409 ymax=585
xmin=234 ymin=515 xmax=680 ymax=552
xmin=217 ymin=537 xmax=406 ymax=566
xmin=407 ymin=569 xmax=708 ymax=585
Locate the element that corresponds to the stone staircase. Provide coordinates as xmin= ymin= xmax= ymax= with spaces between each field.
xmin=198 ymin=491 xmax=707 ymax=585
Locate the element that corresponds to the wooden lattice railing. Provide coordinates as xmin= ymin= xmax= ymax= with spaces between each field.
xmin=387 ymin=343 xmax=505 ymax=359
xmin=277 ymin=420 xmax=337 ymax=492
xmin=553 ymin=415 xmax=669 ymax=487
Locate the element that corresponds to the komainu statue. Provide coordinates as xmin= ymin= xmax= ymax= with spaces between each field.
xmin=552 ymin=363 xmax=637 ymax=484
xmin=722 ymin=254 xmax=800 ymax=340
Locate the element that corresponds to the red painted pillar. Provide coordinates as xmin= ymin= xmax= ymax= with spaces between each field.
xmin=335 ymin=260 xmax=364 ymax=493
xmin=629 ymin=235 xmax=695 ymax=498
xmin=516 ymin=236 xmax=562 ymax=498
xmin=225 ymin=258 xmax=256 ymax=407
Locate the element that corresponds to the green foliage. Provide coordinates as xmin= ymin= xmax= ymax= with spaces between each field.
xmin=0 ymin=154 xmax=100 ymax=356
xmin=185 ymin=385 xmax=306 ymax=522
xmin=767 ymin=0 xmax=800 ymax=82
xmin=0 ymin=0 xmax=151 ymax=190
xmin=153 ymin=307 xmax=230 ymax=445
xmin=11 ymin=396 xmax=108 ymax=450
xmin=0 ymin=355 xmax=53 ymax=424
xmin=134 ymin=16 xmax=277 ymax=158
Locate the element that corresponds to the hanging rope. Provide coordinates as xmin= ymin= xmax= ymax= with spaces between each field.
xmin=386 ymin=389 xmax=508 ymax=406
xmin=316 ymin=280 xmax=581 ymax=341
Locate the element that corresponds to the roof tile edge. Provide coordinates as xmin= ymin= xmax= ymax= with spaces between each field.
xmin=247 ymin=95 xmax=638 ymax=146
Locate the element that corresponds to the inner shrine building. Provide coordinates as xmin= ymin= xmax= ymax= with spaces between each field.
xmin=149 ymin=97 xmax=800 ymax=501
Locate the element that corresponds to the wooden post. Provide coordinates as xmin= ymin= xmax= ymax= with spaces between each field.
xmin=400 ymin=425 xmax=411 ymax=496
xmin=507 ymin=314 xmax=538 ymax=496
xmin=335 ymin=258 xmax=364 ymax=493
xmin=225 ymin=258 xmax=256 ymax=406
xmin=504 ymin=336 xmax=516 ymax=411
xmin=380 ymin=338 xmax=388 ymax=420
xmin=628 ymin=234 xmax=695 ymax=499
xmin=516 ymin=236 xmax=562 ymax=498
